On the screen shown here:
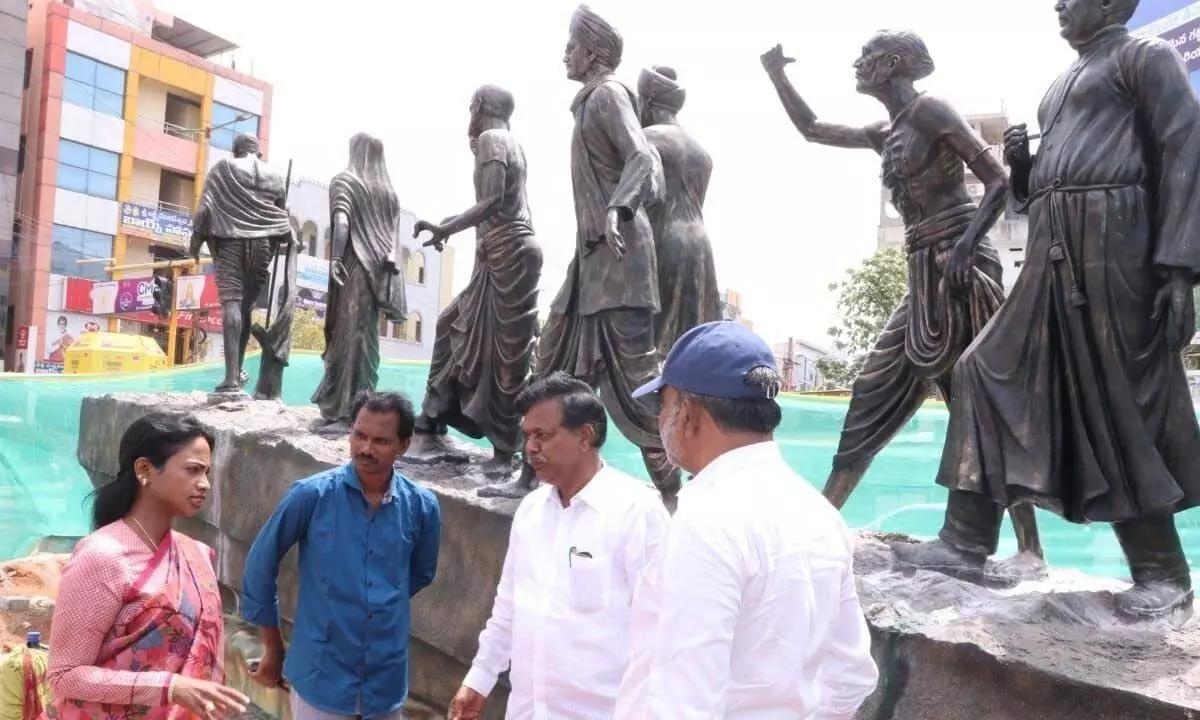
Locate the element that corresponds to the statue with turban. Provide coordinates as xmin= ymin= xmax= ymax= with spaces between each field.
xmin=480 ymin=4 xmax=681 ymax=508
xmin=637 ymin=65 xmax=722 ymax=360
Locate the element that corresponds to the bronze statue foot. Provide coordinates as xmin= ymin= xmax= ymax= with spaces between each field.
xmin=983 ymin=550 xmax=1049 ymax=589
xmin=238 ymin=370 xmax=249 ymax=387
xmin=215 ymin=380 xmax=242 ymax=393
xmin=1114 ymin=580 xmax=1194 ymax=622
xmin=890 ymin=538 xmax=987 ymax=584
xmin=477 ymin=476 xmax=538 ymax=499
xmin=481 ymin=453 xmax=518 ymax=476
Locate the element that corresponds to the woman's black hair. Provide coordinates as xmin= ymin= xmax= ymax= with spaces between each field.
xmin=90 ymin=412 xmax=215 ymax=530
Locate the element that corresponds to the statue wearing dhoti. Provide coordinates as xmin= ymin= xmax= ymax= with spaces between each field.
xmin=190 ymin=133 xmax=293 ymax=394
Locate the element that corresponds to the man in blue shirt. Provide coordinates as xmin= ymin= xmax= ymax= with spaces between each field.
xmin=241 ymin=390 xmax=442 ymax=720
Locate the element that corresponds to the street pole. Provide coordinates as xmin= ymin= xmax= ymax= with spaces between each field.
xmin=165 ymin=264 xmax=182 ymax=366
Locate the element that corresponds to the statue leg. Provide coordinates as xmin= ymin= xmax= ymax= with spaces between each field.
xmin=1112 ymin=514 xmax=1193 ymax=620
xmin=891 ymin=489 xmax=1003 ymax=584
xmin=824 ymin=298 xmax=927 ymax=508
xmin=216 ymin=299 xmax=244 ymax=392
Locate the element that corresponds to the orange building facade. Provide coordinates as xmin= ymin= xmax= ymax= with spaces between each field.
xmin=5 ymin=0 xmax=273 ymax=369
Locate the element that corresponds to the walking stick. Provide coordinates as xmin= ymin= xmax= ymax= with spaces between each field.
xmin=264 ymin=158 xmax=294 ymax=330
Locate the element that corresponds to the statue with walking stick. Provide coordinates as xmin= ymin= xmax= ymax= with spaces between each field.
xmin=190 ymin=133 xmax=294 ymax=400
xmin=761 ymin=34 xmax=1045 ymax=583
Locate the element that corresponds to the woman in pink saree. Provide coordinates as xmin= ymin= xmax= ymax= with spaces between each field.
xmin=45 ymin=412 xmax=248 ymax=720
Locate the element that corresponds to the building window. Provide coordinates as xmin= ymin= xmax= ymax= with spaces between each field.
xmin=406 ymin=250 xmax=425 ymax=285
xmin=56 ymin=139 xmax=119 ymax=200
xmin=210 ymin=102 xmax=260 ymax=152
xmin=51 ymin=224 xmax=113 ymax=281
xmin=63 ymin=51 xmax=126 ymax=118
xmin=405 ymin=312 xmax=423 ymax=343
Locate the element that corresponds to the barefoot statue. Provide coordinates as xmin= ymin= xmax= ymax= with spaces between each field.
xmin=896 ymin=0 xmax=1200 ymax=621
xmin=190 ymin=133 xmax=293 ymax=397
xmin=411 ymin=85 xmax=543 ymax=471
xmin=761 ymin=34 xmax=1044 ymax=581
xmin=310 ymin=133 xmax=408 ymax=430
xmin=480 ymin=4 xmax=681 ymax=508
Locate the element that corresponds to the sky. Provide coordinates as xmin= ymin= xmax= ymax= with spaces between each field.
xmin=156 ymin=0 xmax=1078 ymax=349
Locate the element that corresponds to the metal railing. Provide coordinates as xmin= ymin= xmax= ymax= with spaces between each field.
xmin=127 ymin=197 xmax=194 ymax=215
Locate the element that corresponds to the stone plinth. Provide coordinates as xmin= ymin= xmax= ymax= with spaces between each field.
xmin=76 ymin=393 xmax=1200 ymax=719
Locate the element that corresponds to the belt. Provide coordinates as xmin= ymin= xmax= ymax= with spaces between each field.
xmin=1026 ymin=178 xmax=1134 ymax=309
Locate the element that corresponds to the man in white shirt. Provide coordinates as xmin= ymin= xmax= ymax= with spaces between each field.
xmin=449 ymin=371 xmax=671 ymax=720
xmin=616 ymin=321 xmax=879 ymax=719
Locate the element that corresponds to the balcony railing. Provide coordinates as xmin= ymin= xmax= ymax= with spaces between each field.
xmin=135 ymin=114 xmax=203 ymax=142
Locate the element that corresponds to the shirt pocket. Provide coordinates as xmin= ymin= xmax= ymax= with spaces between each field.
xmin=567 ymin=554 xmax=612 ymax=614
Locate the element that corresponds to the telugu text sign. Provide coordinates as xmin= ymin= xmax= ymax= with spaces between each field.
xmin=119 ymin=202 xmax=194 ymax=245
xmin=1161 ymin=15 xmax=1200 ymax=72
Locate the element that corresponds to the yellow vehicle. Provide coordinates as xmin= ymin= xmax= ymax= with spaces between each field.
xmin=63 ymin=331 xmax=167 ymax=375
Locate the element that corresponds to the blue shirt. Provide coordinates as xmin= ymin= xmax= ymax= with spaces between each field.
xmin=241 ymin=463 xmax=441 ymax=718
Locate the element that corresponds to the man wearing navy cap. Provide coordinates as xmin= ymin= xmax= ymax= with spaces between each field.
xmin=614 ymin=321 xmax=878 ymax=720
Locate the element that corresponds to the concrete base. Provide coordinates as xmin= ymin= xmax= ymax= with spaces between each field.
xmin=76 ymin=393 xmax=1200 ymax=718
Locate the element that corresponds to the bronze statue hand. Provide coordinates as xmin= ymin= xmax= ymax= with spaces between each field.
xmin=761 ymin=44 xmax=795 ymax=76
xmin=946 ymin=238 xmax=975 ymax=291
xmin=413 ymin=219 xmax=438 ymax=238
xmin=1003 ymin=123 xmax=1032 ymax=168
xmin=330 ymin=259 xmax=348 ymax=287
xmin=604 ymin=207 xmax=626 ymax=260
xmin=422 ymin=236 xmax=447 ymax=252
xmin=1152 ymin=269 xmax=1195 ymax=353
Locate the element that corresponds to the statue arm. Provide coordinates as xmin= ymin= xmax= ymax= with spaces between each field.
xmin=915 ymin=96 xmax=1008 ymax=252
xmin=766 ymin=69 xmax=885 ymax=151
xmin=593 ymin=83 xmax=657 ymax=220
xmin=331 ymin=208 xmax=350 ymax=260
xmin=440 ymin=161 xmax=507 ymax=238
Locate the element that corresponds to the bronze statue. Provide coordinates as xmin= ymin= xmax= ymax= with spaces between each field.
xmin=190 ymin=133 xmax=293 ymax=396
xmin=895 ymin=0 xmax=1200 ymax=620
xmin=761 ymin=34 xmax=1044 ymax=575
xmin=637 ymin=66 xmax=723 ymax=360
xmin=310 ymin=133 xmax=407 ymax=429
xmin=480 ymin=4 xmax=681 ymax=507
xmin=411 ymin=85 xmax=543 ymax=468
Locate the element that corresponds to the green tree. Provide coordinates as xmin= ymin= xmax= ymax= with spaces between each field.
xmin=246 ymin=307 xmax=326 ymax=355
xmin=818 ymin=247 xmax=909 ymax=388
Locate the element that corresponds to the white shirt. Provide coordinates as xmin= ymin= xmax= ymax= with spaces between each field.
xmin=615 ymin=441 xmax=879 ymax=720
xmin=463 ymin=463 xmax=671 ymax=719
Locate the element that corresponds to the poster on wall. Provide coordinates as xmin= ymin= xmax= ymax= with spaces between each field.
xmin=41 ymin=311 xmax=103 ymax=372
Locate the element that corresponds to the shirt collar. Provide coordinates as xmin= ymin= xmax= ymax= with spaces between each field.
xmin=550 ymin=460 xmax=613 ymax=512
xmin=681 ymin=441 xmax=783 ymax=498
xmin=341 ymin=462 xmax=399 ymax=503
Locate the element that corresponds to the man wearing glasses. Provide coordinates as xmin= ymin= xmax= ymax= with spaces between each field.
xmin=448 ymin=372 xmax=670 ymax=720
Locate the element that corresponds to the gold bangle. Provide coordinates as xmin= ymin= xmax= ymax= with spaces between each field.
xmin=168 ymin=676 xmax=176 ymax=704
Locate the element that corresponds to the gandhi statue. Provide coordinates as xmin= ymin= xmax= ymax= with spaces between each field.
xmin=190 ymin=133 xmax=293 ymax=394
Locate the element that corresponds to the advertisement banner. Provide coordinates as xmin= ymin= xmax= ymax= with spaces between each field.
xmin=43 ymin=311 xmax=103 ymax=369
xmin=1162 ymin=15 xmax=1200 ymax=72
xmin=92 ymin=277 xmax=156 ymax=314
xmin=175 ymin=274 xmax=220 ymax=311
xmin=119 ymin=202 xmax=194 ymax=246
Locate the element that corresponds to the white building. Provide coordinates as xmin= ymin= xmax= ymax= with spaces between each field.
xmin=774 ymin=337 xmax=830 ymax=391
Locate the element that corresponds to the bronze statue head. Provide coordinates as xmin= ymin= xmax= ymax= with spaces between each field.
xmin=638 ymin=66 xmax=686 ymax=128
xmin=468 ymin=85 xmax=515 ymax=153
xmin=1055 ymin=0 xmax=1139 ymax=46
xmin=565 ymin=4 xmax=623 ymax=82
xmin=853 ymin=30 xmax=934 ymax=97
xmin=231 ymin=133 xmax=260 ymax=158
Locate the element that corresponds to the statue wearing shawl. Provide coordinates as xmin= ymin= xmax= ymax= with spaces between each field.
xmin=190 ymin=133 xmax=292 ymax=395
xmin=311 ymin=133 xmax=408 ymax=428
xmin=412 ymin=86 xmax=543 ymax=465
xmin=483 ymin=4 xmax=680 ymax=506
xmin=637 ymin=66 xmax=722 ymax=360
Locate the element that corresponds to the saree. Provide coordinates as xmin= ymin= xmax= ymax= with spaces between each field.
xmin=45 ymin=525 xmax=225 ymax=720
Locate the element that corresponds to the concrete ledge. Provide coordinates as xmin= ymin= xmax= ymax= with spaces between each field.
xmin=76 ymin=393 xmax=1200 ymax=719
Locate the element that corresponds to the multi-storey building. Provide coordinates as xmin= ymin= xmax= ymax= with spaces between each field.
xmin=876 ymin=111 xmax=1028 ymax=292
xmin=284 ymin=177 xmax=455 ymax=362
xmin=721 ymin=288 xmax=753 ymax=331
xmin=0 ymin=0 xmax=26 ymax=367
xmin=773 ymin=337 xmax=830 ymax=392
xmin=5 ymin=0 xmax=272 ymax=369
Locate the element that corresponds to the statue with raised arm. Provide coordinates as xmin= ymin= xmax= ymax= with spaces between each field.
xmin=479 ymin=4 xmax=681 ymax=508
xmin=637 ymin=66 xmax=722 ymax=360
xmin=761 ymin=34 xmax=1044 ymax=579
xmin=310 ymin=133 xmax=407 ymax=429
xmin=410 ymin=85 xmax=543 ymax=468
xmin=190 ymin=133 xmax=292 ymax=396
xmin=897 ymin=0 xmax=1200 ymax=620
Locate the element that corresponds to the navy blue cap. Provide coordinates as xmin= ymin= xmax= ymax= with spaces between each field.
xmin=632 ymin=320 xmax=780 ymax=400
